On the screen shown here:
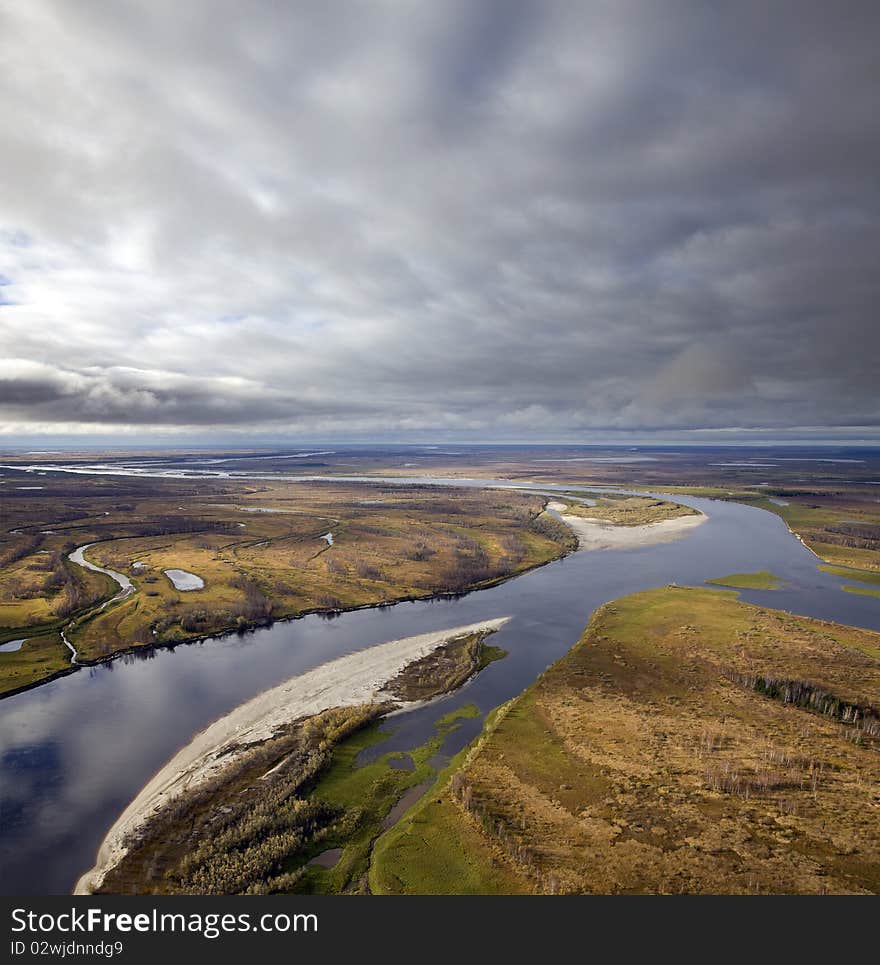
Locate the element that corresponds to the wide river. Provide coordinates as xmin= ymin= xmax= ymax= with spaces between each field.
xmin=1 ymin=478 xmax=879 ymax=894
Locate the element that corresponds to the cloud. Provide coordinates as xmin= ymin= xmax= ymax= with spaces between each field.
xmin=0 ymin=0 xmax=878 ymax=441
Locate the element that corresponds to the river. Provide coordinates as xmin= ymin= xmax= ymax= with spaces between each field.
xmin=0 ymin=481 xmax=878 ymax=894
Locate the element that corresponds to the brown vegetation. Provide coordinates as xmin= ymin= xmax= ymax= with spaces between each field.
xmin=383 ymin=629 xmax=501 ymax=701
xmin=374 ymin=587 xmax=880 ymax=894
xmin=0 ymin=473 xmax=572 ymax=694
xmin=95 ymin=627 xmax=506 ymax=894
xmin=98 ymin=705 xmax=387 ymax=895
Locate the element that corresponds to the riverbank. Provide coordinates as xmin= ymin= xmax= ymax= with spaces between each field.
xmin=557 ymin=509 xmax=705 ymax=550
xmin=75 ymin=616 xmax=509 ymax=895
xmin=8 ymin=479 xmax=880 ymax=895
xmin=0 ymin=526 xmax=564 ymax=702
xmin=0 ymin=632 xmax=77 ymax=699
xmin=662 ymin=488 xmax=880 ymax=575
xmin=372 ymin=587 xmax=880 ymax=894
xmin=2 ymin=481 xmax=573 ymax=700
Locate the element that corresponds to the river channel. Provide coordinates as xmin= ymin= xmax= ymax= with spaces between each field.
xmin=1 ymin=478 xmax=877 ymax=893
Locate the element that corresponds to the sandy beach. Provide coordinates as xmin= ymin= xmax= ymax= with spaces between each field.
xmin=551 ymin=504 xmax=706 ymax=551
xmin=74 ymin=616 xmax=509 ymax=894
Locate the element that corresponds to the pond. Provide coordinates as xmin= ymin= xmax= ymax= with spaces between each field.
xmin=164 ymin=569 xmax=205 ymax=591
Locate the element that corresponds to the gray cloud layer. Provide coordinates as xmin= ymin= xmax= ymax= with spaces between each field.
xmin=0 ymin=1 xmax=878 ymax=440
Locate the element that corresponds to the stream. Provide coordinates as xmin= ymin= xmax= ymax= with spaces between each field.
xmin=68 ymin=543 xmax=134 ymax=606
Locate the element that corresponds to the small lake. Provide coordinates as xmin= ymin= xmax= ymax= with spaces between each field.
xmin=0 ymin=482 xmax=878 ymax=894
xmin=164 ymin=569 xmax=205 ymax=591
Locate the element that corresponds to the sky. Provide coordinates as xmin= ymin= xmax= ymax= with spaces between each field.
xmin=0 ymin=1 xmax=878 ymax=445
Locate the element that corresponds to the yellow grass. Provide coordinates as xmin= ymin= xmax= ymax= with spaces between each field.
xmin=373 ymin=587 xmax=880 ymax=894
xmin=1 ymin=476 xmax=573 ymax=688
xmin=559 ymin=495 xmax=698 ymax=526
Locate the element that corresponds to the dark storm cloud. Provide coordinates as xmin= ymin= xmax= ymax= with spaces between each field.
xmin=0 ymin=0 xmax=877 ymax=439
xmin=0 ymin=360 xmax=378 ymax=426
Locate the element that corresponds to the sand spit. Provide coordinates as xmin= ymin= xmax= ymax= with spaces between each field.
xmin=74 ymin=616 xmax=509 ymax=895
xmin=559 ymin=511 xmax=705 ymax=551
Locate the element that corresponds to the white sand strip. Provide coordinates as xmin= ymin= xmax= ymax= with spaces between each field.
xmin=560 ymin=511 xmax=705 ymax=550
xmin=74 ymin=616 xmax=509 ymax=894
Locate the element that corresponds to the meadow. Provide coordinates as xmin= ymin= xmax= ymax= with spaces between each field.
xmin=0 ymin=470 xmax=574 ymax=696
xmin=372 ymin=587 xmax=880 ymax=894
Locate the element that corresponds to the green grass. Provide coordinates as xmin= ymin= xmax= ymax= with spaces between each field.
xmin=706 ymin=570 xmax=782 ymax=590
xmin=477 ymin=643 xmax=507 ymax=672
xmin=436 ymin=702 xmax=480 ymax=730
xmin=368 ymin=707 xmax=529 ymax=895
xmin=293 ymin=704 xmax=481 ymax=894
xmin=0 ymin=632 xmax=71 ymax=696
xmin=819 ymin=564 xmax=880 ymax=586
xmin=842 ymin=584 xmax=880 ymax=599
